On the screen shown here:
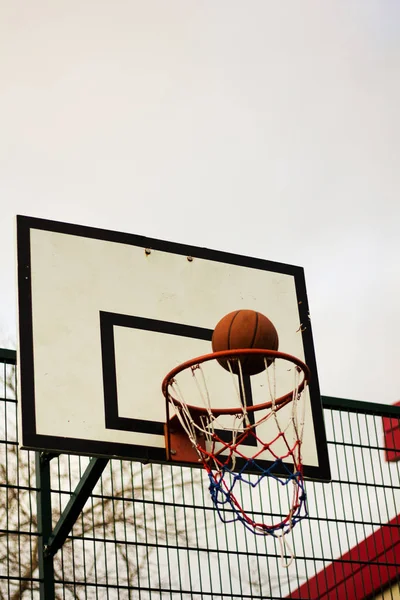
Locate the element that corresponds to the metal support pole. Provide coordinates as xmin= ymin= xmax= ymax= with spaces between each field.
xmin=46 ymin=457 xmax=109 ymax=557
xmin=36 ymin=454 xmax=109 ymax=597
xmin=36 ymin=451 xmax=56 ymax=600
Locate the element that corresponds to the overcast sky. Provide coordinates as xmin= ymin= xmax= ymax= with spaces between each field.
xmin=1 ymin=1 xmax=399 ymax=404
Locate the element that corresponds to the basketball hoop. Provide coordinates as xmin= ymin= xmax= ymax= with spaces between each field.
xmin=163 ymin=348 xmax=310 ymax=541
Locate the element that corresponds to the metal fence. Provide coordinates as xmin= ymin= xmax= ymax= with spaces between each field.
xmin=1 ymin=348 xmax=399 ymax=599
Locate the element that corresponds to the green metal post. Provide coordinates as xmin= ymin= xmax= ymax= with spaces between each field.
xmin=36 ymin=451 xmax=56 ymax=600
xmin=46 ymin=457 xmax=109 ymax=556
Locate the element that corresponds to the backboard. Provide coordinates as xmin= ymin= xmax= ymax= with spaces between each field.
xmin=17 ymin=215 xmax=330 ymax=481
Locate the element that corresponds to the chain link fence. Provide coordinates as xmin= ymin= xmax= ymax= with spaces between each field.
xmin=1 ymin=349 xmax=399 ymax=599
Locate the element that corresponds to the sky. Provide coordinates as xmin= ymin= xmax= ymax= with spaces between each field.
xmin=1 ymin=0 xmax=399 ymax=404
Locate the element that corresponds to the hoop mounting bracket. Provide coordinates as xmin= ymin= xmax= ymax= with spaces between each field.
xmin=164 ymin=414 xmax=205 ymax=463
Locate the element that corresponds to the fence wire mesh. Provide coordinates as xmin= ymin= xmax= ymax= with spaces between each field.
xmin=1 ymin=349 xmax=399 ymax=599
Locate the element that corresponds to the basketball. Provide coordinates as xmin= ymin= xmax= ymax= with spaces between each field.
xmin=211 ymin=310 xmax=279 ymax=375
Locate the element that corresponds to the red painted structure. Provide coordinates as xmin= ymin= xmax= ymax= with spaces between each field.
xmin=287 ymin=516 xmax=400 ymax=598
xmin=383 ymin=400 xmax=400 ymax=463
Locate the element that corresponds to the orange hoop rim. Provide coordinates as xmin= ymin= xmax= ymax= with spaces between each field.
xmin=162 ymin=348 xmax=311 ymax=417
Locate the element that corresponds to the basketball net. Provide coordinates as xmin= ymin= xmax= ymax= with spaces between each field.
xmin=163 ymin=349 xmax=309 ymax=567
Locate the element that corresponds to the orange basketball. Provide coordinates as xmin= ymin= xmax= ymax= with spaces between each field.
xmin=211 ymin=310 xmax=279 ymax=375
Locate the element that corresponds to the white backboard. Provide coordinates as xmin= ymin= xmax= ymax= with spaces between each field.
xmin=17 ymin=216 xmax=330 ymax=480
